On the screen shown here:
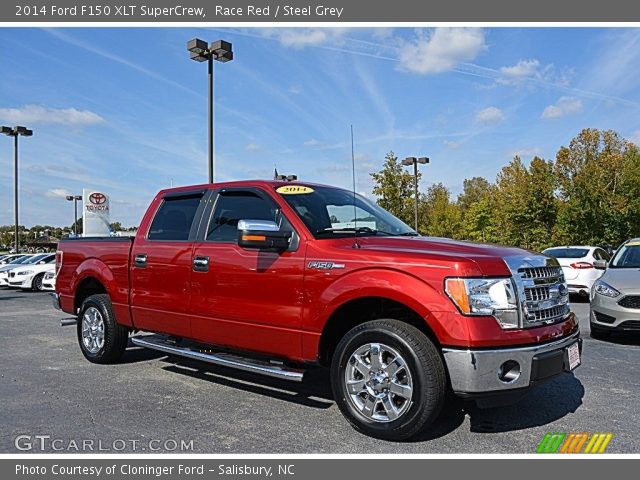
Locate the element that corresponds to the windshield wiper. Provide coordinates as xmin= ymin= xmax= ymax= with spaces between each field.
xmin=397 ymin=231 xmax=420 ymax=237
xmin=316 ymin=227 xmax=379 ymax=235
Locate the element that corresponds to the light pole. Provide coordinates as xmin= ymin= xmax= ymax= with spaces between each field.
xmin=187 ymin=38 xmax=233 ymax=184
xmin=65 ymin=195 xmax=83 ymax=237
xmin=401 ymin=156 xmax=430 ymax=232
xmin=1 ymin=125 xmax=33 ymax=253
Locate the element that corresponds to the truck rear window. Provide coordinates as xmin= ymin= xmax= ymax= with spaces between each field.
xmin=148 ymin=194 xmax=203 ymax=241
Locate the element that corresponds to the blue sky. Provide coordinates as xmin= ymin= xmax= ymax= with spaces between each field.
xmin=1 ymin=27 xmax=639 ymax=228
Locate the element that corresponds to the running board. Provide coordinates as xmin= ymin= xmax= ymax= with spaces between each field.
xmin=130 ymin=335 xmax=305 ymax=382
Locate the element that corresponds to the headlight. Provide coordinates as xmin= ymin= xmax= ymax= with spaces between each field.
xmin=17 ymin=270 xmax=33 ymax=276
xmin=445 ymin=277 xmax=520 ymax=329
xmin=592 ymin=279 xmax=620 ymax=298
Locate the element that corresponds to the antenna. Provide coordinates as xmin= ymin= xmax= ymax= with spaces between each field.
xmin=351 ymin=125 xmax=360 ymax=249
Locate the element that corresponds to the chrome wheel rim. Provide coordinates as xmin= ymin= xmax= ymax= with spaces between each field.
xmin=344 ymin=343 xmax=413 ymax=423
xmin=81 ymin=307 xmax=105 ymax=354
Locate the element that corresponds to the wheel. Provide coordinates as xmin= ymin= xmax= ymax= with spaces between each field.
xmin=77 ymin=294 xmax=129 ymax=364
xmin=590 ymin=323 xmax=611 ymax=340
xmin=330 ymin=319 xmax=446 ymax=441
xmin=31 ymin=273 xmax=45 ymax=292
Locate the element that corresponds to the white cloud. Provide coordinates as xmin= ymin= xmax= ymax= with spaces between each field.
xmin=261 ymin=28 xmax=350 ymax=49
xmin=0 ymin=104 xmax=104 ymax=126
xmin=474 ymin=106 xmax=505 ymax=125
xmin=45 ymin=188 xmax=71 ymax=199
xmin=398 ymin=28 xmax=486 ymax=75
xmin=304 ymin=138 xmax=322 ymax=147
xmin=244 ymin=143 xmax=261 ymax=151
xmin=630 ymin=130 xmax=640 ymax=145
xmin=497 ymin=59 xmax=573 ymax=87
xmin=288 ymin=85 xmax=301 ymax=95
xmin=542 ymin=97 xmax=583 ymax=119
xmin=443 ymin=139 xmax=460 ymax=149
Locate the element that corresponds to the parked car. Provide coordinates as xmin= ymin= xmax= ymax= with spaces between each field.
xmin=7 ymin=257 xmax=56 ymax=291
xmin=590 ymin=238 xmax=640 ymax=338
xmin=0 ymin=254 xmax=52 ymax=287
xmin=542 ymin=246 xmax=610 ymax=297
xmin=42 ymin=271 xmax=56 ymax=291
xmin=54 ymin=180 xmax=581 ymax=440
xmin=0 ymin=254 xmax=27 ymax=265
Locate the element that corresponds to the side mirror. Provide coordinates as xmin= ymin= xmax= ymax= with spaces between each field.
xmin=593 ymin=259 xmax=608 ymax=270
xmin=237 ymin=219 xmax=291 ymax=251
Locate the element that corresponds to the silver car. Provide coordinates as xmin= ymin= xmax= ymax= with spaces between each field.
xmin=590 ymin=238 xmax=640 ymax=338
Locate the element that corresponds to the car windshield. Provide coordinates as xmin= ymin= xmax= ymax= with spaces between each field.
xmin=610 ymin=242 xmax=640 ymax=268
xmin=10 ymin=255 xmax=33 ymax=264
xmin=278 ymin=185 xmax=416 ymax=238
xmin=543 ymin=248 xmax=590 ymax=258
xmin=23 ymin=254 xmax=47 ymax=265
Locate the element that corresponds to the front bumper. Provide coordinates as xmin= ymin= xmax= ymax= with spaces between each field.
xmin=8 ymin=277 xmax=32 ymax=288
xmin=591 ymin=291 xmax=640 ymax=332
xmin=442 ymin=330 xmax=581 ymax=395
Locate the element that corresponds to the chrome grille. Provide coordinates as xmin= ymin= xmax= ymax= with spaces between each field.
xmin=504 ymin=258 xmax=570 ymax=329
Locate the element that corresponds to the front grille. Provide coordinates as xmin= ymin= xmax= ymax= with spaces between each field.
xmin=9 ymin=272 xmax=15 ymax=278
xmin=517 ymin=264 xmax=569 ymax=328
xmin=593 ymin=310 xmax=616 ymax=324
xmin=618 ymin=295 xmax=640 ymax=309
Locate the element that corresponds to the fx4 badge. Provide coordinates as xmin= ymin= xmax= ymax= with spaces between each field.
xmin=308 ymin=261 xmax=345 ymax=270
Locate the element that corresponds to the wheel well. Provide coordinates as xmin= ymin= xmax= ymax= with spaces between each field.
xmin=74 ymin=277 xmax=107 ymax=313
xmin=317 ymin=297 xmax=439 ymax=366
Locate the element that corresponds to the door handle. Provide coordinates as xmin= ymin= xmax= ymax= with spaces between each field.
xmin=192 ymin=256 xmax=210 ymax=272
xmin=134 ymin=253 xmax=147 ymax=268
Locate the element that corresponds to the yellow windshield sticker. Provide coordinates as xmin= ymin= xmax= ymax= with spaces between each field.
xmin=277 ymin=185 xmax=314 ymax=194
xmin=627 ymin=241 xmax=640 ymax=246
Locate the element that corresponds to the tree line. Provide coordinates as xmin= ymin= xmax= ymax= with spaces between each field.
xmin=370 ymin=128 xmax=640 ymax=251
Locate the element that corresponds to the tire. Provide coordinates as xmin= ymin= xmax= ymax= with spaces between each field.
xmin=31 ymin=273 xmax=45 ymax=292
xmin=330 ymin=319 xmax=446 ymax=441
xmin=590 ymin=323 xmax=611 ymax=340
xmin=77 ymin=294 xmax=129 ymax=364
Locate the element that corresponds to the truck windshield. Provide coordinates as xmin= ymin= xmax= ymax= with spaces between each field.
xmin=610 ymin=242 xmax=640 ymax=268
xmin=278 ymin=185 xmax=416 ymax=238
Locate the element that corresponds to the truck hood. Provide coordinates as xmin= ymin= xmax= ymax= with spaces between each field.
xmin=355 ymin=236 xmax=546 ymax=276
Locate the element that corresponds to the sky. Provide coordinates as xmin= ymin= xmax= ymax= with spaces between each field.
xmin=1 ymin=27 xmax=639 ymax=228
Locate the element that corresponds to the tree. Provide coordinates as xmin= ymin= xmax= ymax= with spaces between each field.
xmin=457 ymin=177 xmax=492 ymax=212
xmin=419 ymin=183 xmax=462 ymax=238
xmin=370 ymin=151 xmax=417 ymax=227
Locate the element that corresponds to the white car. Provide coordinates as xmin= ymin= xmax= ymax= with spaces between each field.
xmin=41 ymin=271 xmax=56 ymax=291
xmin=542 ymin=246 xmax=610 ymax=297
xmin=5 ymin=254 xmax=56 ymax=291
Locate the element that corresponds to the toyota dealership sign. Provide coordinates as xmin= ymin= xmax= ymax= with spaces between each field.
xmin=82 ymin=189 xmax=111 ymax=236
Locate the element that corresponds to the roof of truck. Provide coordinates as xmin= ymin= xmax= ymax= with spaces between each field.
xmin=156 ymin=179 xmax=339 ymax=196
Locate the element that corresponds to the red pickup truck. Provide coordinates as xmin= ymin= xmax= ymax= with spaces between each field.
xmin=54 ymin=180 xmax=581 ymax=440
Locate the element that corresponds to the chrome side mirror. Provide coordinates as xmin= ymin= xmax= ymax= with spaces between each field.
xmin=237 ymin=219 xmax=291 ymax=251
xmin=593 ymin=259 xmax=608 ymax=270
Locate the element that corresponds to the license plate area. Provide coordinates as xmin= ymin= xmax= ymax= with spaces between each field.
xmin=565 ymin=342 xmax=581 ymax=371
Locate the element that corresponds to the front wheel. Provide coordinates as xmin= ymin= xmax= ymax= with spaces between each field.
xmin=77 ymin=294 xmax=129 ymax=364
xmin=31 ymin=273 xmax=45 ymax=292
xmin=330 ymin=319 xmax=446 ymax=441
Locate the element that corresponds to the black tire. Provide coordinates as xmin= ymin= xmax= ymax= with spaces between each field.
xmin=31 ymin=273 xmax=45 ymax=292
xmin=77 ymin=294 xmax=129 ymax=364
xmin=330 ymin=319 xmax=446 ymax=441
xmin=590 ymin=323 xmax=611 ymax=340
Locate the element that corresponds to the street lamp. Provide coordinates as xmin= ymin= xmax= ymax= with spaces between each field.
xmin=1 ymin=125 xmax=33 ymax=253
xmin=65 ymin=195 xmax=83 ymax=237
xmin=401 ymin=156 xmax=430 ymax=232
xmin=187 ymin=38 xmax=234 ymax=184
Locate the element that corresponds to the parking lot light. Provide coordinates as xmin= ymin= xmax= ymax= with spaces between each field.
xmin=401 ymin=155 xmax=430 ymax=232
xmin=65 ymin=194 xmax=83 ymax=237
xmin=2 ymin=125 xmax=33 ymax=253
xmin=187 ymin=38 xmax=234 ymax=183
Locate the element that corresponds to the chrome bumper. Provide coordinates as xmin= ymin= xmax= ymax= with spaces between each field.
xmin=443 ymin=330 xmax=581 ymax=394
xmin=51 ymin=292 xmax=61 ymax=311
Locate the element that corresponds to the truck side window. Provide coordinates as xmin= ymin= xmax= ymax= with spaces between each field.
xmin=148 ymin=194 xmax=203 ymax=241
xmin=207 ymin=191 xmax=284 ymax=243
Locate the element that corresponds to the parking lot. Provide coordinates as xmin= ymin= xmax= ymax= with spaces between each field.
xmin=1 ymin=288 xmax=639 ymax=453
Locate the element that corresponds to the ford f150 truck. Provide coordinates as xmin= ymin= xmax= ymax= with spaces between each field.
xmin=54 ymin=180 xmax=581 ymax=440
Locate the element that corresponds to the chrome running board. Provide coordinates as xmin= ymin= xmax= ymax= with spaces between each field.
xmin=130 ymin=335 xmax=305 ymax=382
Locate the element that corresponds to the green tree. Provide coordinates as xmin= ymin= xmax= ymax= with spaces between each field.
xmin=419 ymin=183 xmax=462 ymax=238
xmin=370 ymin=151 xmax=417 ymax=227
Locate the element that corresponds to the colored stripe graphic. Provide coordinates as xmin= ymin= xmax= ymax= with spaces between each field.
xmin=539 ymin=433 xmax=613 ymax=453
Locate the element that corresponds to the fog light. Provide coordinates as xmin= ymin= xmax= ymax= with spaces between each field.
xmin=498 ymin=360 xmax=521 ymax=383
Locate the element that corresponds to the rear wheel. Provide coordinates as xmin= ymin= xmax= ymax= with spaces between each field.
xmin=31 ymin=273 xmax=45 ymax=292
xmin=77 ymin=294 xmax=129 ymax=363
xmin=330 ymin=319 xmax=446 ymax=441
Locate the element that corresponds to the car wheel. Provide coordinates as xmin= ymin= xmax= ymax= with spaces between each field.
xmin=77 ymin=294 xmax=129 ymax=364
xmin=31 ymin=273 xmax=45 ymax=292
xmin=590 ymin=323 xmax=611 ymax=340
xmin=330 ymin=319 xmax=446 ymax=441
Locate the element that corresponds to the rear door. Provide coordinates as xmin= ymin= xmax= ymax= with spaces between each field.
xmin=189 ymin=187 xmax=306 ymax=359
xmin=130 ymin=189 xmax=209 ymax=338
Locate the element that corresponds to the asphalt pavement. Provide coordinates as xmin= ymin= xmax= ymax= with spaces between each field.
xmin=1 ymin=289 xmax=638 ymax=453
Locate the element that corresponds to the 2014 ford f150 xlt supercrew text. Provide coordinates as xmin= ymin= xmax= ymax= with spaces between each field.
xmin=54 ymin=180 xmax=582 ymax=440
